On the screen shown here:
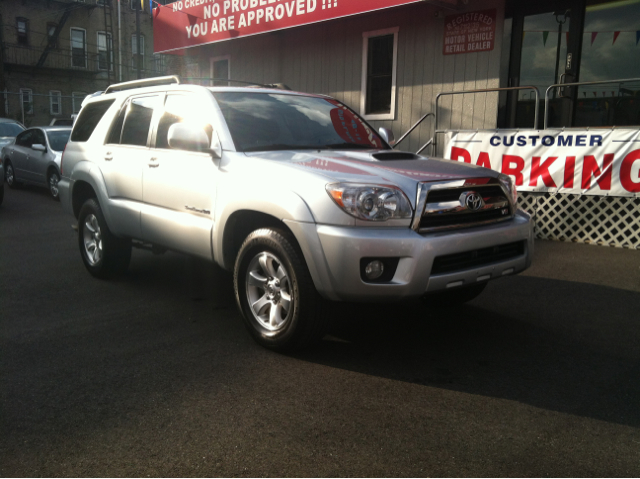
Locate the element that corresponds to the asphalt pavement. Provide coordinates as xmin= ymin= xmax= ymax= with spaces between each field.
xmin=1 ymin=184 xmax=640 ymax=477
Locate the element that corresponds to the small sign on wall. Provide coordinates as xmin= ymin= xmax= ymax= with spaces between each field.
xmin=443 ymin=8 xmax=496 ymax=55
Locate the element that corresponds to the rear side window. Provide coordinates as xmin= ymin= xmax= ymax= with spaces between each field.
xmin=70 ymin=99 xmax=115 ymax=142
xmin=106 ymin=101 xmax=128 ymax=144
xmin=120 ymin=95 xmax=161 ymax=147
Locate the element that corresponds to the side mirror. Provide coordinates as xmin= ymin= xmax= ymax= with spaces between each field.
xmin=378 ymin=127 xmax=395 ymax=146
xmin=168 ymin=123 xmax=219 ymax=158
xmin=32 ymin=143 xmax=46 ymax=152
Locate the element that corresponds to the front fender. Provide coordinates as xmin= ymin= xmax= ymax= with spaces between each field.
xmin=213 ymin=186 xmax=316 ymax=269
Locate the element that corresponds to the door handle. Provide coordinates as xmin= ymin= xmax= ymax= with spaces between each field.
xmin=148 ymin=157 xmax=159 ymax=167
xmin=26 ymin=155 xmax=30 ymax=160
xmin=148 ymin=163 xmax=159 ymax=168
xmin=105 ymin=152 xmax=113 ymax=161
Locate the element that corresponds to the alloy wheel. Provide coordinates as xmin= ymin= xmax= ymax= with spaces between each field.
xmin=245 ymin=251 xmax=293 ymax=331
xmin=82 ymin=213 xmax=103 ymax=265
xmin=49 ymin=173 xmax=60 ymax=198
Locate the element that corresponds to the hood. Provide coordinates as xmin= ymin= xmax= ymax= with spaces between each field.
xmin=0 ymin=137 xmax=16 ymax=149
xmin=245 ymin=149 xmax=497 ymax=198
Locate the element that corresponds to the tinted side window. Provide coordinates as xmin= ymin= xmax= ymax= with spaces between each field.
xmin=70 ymin=99 xmax=115 ymax=142
xmin=121 ymin=95 xmax=160 ymax=147
xmin=15 ymin=130 xmax=33 ymax=147
xmin=32 ymin=129 xmax=46 ymax=146
xmin=106 ymin=101 xmax=128 ymax=145
xmin=155 ymin=94 xmax=212 ymax=150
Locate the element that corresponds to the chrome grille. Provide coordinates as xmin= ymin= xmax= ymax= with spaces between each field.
xmin=418 ymin=182 xmax=513 ymax=231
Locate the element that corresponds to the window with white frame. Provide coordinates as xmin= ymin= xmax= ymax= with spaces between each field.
xmin=210 ymin=56 xmax=230 ymax=87
xmin=71 ymin=28 xmax=87 ymax=68
xmin=132 ymin=35 xmax=145 ymax=71
xmin=72 ymin=92 xmax=86 ymax=114
xmin=20 ymin=89 xmax=33 ymax=115
xmin=97 ymin=32 xmax=113 ymax=70
xmin=360 ymin=27 xmax=398 ymax=121
xmin=50 ymin=91 xmax=62 ymax=115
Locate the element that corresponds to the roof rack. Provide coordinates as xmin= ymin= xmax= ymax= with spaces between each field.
xmin=104 ymin=75 xmax=181 ymax=94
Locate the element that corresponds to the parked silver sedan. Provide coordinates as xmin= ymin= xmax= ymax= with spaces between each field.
xmin=2 ymin=127 xmax=71 ymax=200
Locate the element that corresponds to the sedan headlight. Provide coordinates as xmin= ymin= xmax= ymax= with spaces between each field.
xmin=498 ymin=173 xmax=518 ymax=206
xmin=326 ymin=183 xmax=413 ymax=221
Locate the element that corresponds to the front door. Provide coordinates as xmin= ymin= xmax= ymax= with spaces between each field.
xmin=141 ymin=92 xmax=218 ymax=260
xmin=26 ymin=128 xmax=48 ymax=185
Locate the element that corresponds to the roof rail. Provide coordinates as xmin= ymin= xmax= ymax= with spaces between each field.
xmin=104 ymin=75 xmax=181 ymax=94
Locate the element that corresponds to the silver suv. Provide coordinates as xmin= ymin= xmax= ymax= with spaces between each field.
xmin=59 ymin=76 xmax=533 ymax=350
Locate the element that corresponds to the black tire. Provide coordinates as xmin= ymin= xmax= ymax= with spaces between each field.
xmin=234 ymin=228 xmax=328 ymax=351
xmin=77 ymin=198 xmax=131 ymax=279
xmin=4 ymin=161 xmax=20 ymax=189
xmin=422 ymin=282 xmax=487 ymax=307
xmin=47 ymin=169 xmax=60 ymax=200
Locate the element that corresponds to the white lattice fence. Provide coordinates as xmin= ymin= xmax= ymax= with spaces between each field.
xmin=518 ymin=192 xmax=640 ymax=249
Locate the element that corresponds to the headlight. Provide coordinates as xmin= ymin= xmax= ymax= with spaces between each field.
xmin=326 ymin=183 xmax=413 ymax=221
xmin=498 ymin=173 xmax=518 ymax=206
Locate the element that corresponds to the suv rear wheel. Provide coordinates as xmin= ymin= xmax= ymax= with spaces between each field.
xmin=78 ymin=198 xmax=131 ymax=279
xmin=234 ymin=228 xmax=328 ymax=351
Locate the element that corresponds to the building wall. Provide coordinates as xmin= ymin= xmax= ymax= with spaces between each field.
xmin=0 ymin=0 xmax=162 ymax=126
xmin=186 ymin=0 xmax=504 ymax=154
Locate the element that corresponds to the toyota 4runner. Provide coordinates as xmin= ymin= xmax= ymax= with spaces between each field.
xmin=59 ymin=76 xmax=533 ymax=350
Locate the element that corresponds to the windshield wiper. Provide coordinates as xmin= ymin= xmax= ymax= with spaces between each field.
xmin=324 ymin=143 xmax=375 ymax=150
xmin=243 ymin=144 xmax=320 ymax=152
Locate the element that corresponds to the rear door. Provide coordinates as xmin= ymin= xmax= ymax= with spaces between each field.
xmin=141 ymin=92 xmax=218 ymax=259
xmin=101 ymin=94 xmax=163 ymax=238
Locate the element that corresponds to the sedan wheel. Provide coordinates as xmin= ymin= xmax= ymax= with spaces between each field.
xmin=5 ymin=162 xmax=17 ymax=188
xmin=48 ymin=171 xmax=60 ymax=200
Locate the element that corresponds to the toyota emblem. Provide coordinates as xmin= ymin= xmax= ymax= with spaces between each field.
xmin=459 ymin=191 xmax=485 ymax=211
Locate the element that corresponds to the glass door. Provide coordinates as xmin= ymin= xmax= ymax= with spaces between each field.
xmin=502 ymin=0 xmax=581 ymax=128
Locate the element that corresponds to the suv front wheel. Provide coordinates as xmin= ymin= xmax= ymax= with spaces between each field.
xmin=78 ymin=198 xmax=131 ymax=279
xmin=234 ymin=228 xmax=328 ymax=351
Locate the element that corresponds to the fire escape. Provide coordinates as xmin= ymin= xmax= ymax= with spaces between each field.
xmin=34 ymin=0 xmax=116 ymax=86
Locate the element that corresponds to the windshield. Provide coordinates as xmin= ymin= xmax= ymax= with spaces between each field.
xmin=0 ymin=122 xmax=25 ymax=137
xmin=212 ymin=92 xmax=387 ymax=152
xmin=47 ymin=130 xmax=71 ymax=152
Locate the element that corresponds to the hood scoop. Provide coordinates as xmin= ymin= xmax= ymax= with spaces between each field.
xmin=371 ymin=151 xmax=421 ymax=161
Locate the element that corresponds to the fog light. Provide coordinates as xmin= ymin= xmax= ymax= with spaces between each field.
xmin=364 ymin=260 xmax=384 ymax=280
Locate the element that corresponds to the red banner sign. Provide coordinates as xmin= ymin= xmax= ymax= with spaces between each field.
xmin=153 ymin=0 xmax=455 ymax=53
xmin=443 ymin=8 xmax=496 ymax=55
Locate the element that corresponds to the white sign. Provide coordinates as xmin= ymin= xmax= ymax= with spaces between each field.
xmin=443 ymin=129 xmax=640 ymax=197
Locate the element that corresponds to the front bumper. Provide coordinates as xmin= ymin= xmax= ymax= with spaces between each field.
xmin=286 ymin=210 xmax=534 ymax=302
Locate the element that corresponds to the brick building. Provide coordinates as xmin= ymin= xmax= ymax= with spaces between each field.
xmin=0 ymin=0 xmax=178 ymax=126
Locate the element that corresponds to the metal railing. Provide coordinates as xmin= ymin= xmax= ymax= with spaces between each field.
xmin=430 ymin=86 xmax=540 ymax=156
xmin=393 ymin=112 xmax=434 ymax=150
xmin=544 ymin=77 xmax=640 ymax=129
